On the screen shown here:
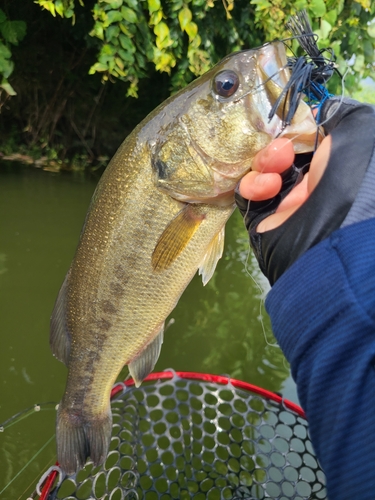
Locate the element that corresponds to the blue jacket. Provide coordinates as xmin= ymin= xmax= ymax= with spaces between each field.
xmin=266 ymin=217 xmax=375 ymax=500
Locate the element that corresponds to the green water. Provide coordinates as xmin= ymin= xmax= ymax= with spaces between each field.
xmin=0 ymin=161 xmax=296 ymax=499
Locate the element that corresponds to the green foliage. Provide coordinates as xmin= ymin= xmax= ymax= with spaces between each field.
xmin=249 ymin=0 xmax=375 ymax=93
xmin=1 ymin=1 xmax=375 ymax=167
xmin=35 ymin=0 xmax=263 ymax=96
xmin=0 ymin=8 xmax=26 ymax=96
xmin=33 ymin=0 xmax=375 ymax=97
xmin=351 ymin=78 xmax=375 ymax=104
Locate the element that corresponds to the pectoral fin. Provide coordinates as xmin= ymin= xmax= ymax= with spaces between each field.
xmin=198 ymin=226 xmax=225 ymax=286
xmin=128 ymin=325 xmax=164 ymax=387
xmin=152 ymin=204 xmax=206 ymax=271
xmin=50 ymin=271 xmax=71 ymax=365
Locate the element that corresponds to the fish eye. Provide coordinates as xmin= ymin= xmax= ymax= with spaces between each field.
xmin=213 ymin=70 xmax=239 ymax=98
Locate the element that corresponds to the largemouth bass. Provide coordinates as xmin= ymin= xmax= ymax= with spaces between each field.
xmin=51 ymin=41 xmax=319 ymax=474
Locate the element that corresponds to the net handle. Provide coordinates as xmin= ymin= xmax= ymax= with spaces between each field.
xmin=38 ymin=370 xmax=305 ymax=499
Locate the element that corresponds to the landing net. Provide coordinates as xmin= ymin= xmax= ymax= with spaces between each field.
xmin=37 ymin=371 xmax=326 ymax=500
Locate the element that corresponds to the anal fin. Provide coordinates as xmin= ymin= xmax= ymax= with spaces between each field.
xmin=128 ymin=325 xmax=164 ymax=387
xmin=198 ymin=226 xmax=225 ymax=286
xmin=50 ymin=270 xmax=72 ymax=365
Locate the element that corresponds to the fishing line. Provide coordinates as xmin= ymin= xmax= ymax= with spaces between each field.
xmin=0 ymin=402 xmax=58 ymax=431
xmin=314 ymin=68 xmax=348 ymax=129
xmin=21 ymin=458 xmax=58 ymax=500
xmin=236 ymin=10 xmax=349 ymax=352
xmin=232 ymin=64 xmax=290 ymax=103
xmin=0 ymin=434 xmax=56 ymax=497
xmin=242 ymin=240 xmax=279 ymax=349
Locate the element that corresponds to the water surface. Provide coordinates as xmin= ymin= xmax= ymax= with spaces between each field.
xmin=0 ymin=162 xmax=296 ymax=499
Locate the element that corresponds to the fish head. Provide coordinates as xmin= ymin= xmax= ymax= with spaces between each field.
xmin=151 ymin=41 xmax=319 ymax=204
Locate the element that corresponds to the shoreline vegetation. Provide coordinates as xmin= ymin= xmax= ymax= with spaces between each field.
xmin=0 ymin=151 xmax=110 ymax=172
xmin=0 ymin=1 xmax=374 ymax=172
xmin=2 ymin=76 xmax=374 ymax=173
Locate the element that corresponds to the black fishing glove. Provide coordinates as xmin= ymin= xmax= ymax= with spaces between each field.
xmin=235 ymin=97 xmax=375 ymax=285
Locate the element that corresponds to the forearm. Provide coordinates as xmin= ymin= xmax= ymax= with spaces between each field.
xmin=266 ymin=218 xmax=375 ymax=500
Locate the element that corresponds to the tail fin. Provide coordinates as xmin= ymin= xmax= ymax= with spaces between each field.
xmin=56 ymin=403 xmax=112 ymax=475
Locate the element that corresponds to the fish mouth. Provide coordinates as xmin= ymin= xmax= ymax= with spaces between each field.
xmin=255 ymin=42 xmax=322 ymax=151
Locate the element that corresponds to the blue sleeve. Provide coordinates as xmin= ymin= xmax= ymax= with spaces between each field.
xmin=266 ymin=217 xmax=375 ymax=500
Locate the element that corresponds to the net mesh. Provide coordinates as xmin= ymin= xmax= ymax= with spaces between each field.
xmin=45 ymin=372 xmax=326 ymax=500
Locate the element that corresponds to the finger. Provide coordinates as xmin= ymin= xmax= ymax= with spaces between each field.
xmin=276 ymin=173 xmax=310 ymax=213
xmin=238 ymin=171 xmax=282 ymax=201
xmin=308 ymin=135 xmax=332 ymax=193
xmin=252 ymin=138 xmax=295 ymax=174
xmin=258 ymin=205 xmax=301 ymax=232
xmin=257 ymin=175 xmax=309 ymax=232
xmin=259 ymin=136 xmax=332 ymax=232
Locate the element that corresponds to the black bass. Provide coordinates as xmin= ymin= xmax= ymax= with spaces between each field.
xmin=51 ymin=41 xmax=319 ymax=474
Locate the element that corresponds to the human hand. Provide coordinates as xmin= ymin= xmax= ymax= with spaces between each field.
xmin=235 ymin=97 xmax=375 ymax=285
xmin=237 ymin=135 xmax=331 ymax=232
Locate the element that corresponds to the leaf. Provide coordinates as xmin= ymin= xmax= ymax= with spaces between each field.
xmin=90 ymin=22 xmax=104 ymax=40
xmin=38 ymin=1 xmax=56 ymax=17
xmin=178 ymin=7 xmax=192 ymax=31
xmin=115 ymin=56 xmax=124 ymax=70
xmin=0 ymin=58 xmax=14 ymax=78
xmin=121 ymin=6 xmax=137 ymax=23
xmin=0 ymin=79 xmax=16 ymax=95
xmin=323 ymin=10 xmax=337 ymax=26
xmin=250 ymin=0 xmax=271 ymax=10
xmin=353 ymin=53 xmax=364 ymax=72
xmin=55 ymin=0 xmax=66 ymax=17
xmin=106 ymin=10 xmax=123 ymax=25
xmin=149 ymin=10 xmax=162 ymax=25
xmin=135 ymin=51 xmax=146 ymax=69
xmin=0 ymin=20 xmax=27 ymax=45
xmin=154 ymin=21 xmax=169 ymax=42
xmin=0 ymin=8 xmax=7 ymax=24
xmin=309 ymin=0 xmax=326 ymax=17
xmin=185 ymin=21 xmax=198 ymax=41
xmin=125 ymin=0 xmax=138 ymax=8
xmin=119 ymin=34 xmax=135 ymax=52
xmin=101 ymin=43 xmax=117 ymax=56
xmin=354 ymin=0 xmax=371 ymax=8
xmin=118 ymin=48 xmax=134 ymax=63
xmin=119 ymin=22 xmax=133 ymax=37
xmin=89 ymin=62 xmax=109 ymax=74
xmin=109 ymin=0 xmax=123 ymax=8
xmin=368 ymin=21 xmax=375 ymax=39
xmin=105 ymin=25 xmax=120 ymax=42
xmin=330 ymin=40 xmax=341 ymax=57
xmin=363 ymin=40 xmax=374 ymax=63
xmin=148 ymin=0 xmax=161 ymax=14
xmin=0 ymin=41 xmax=11 ymax=59
xmin=319 ymin=19 xmax=332 ymax=39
